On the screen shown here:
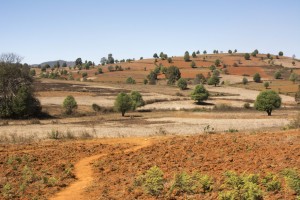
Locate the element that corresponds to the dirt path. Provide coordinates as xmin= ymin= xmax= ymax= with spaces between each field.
xmin=49 ymin=138 xmax=154 ymax=200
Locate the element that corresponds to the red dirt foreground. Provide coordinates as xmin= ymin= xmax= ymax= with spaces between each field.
xmin=87 ymin=130 xmax=300 ymax=200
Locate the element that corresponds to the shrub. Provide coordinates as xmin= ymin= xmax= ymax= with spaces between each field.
xmin=282 ymin=168 xmax=300 ymax=197
xmin=192 ymin=172 xmax=214 ymax=193
xmin=108 ymin=66 xmax=114 ymax=72
xmin=244 ymin=102 xmax=251 ymax=109
xmin=274 ymin=71 xmax=281 ymax=79
xmin=209 ymin=65 xmax=216 ymax=72
xmin=289 ymin=72 xmax=298 ymax=83
xmin=143 ymin=166 xmax=165 ymax=196
xmin=207 ymin=75 xmax=220 ymax=87
xmin=147 ymin=71 xmax=157 ymax=85
xmin=98 ymin=68 xmax=103 ymax=74
xmin=184 ymin=51 xmax=190 ymax=62
xmin=292 ymin=61 xmax=296 ymax=66
xmin=264 ymin=81 xmax=270 ymax=89
xmin=253 ymin=73 xmax=261 ymax=83
xmin=233 ymin=62 xmax=238 ymax=67
xmin=261 ymin=173 xmax=281 ymax=192
xmin=213 ymin=69 xmax=220 ymax=77
xmin=192 ymin=51 xmax=197 ymax=58
xmin=63 ymin=95 xmax=77 ymax=115
xmin=215 ymin=59 xmax=221 ymax=66
xmin=114 ymin=92 xmax=132 ymax=116
xmin=254 ymin=90 xmax=281 ymax=116
xmin=242 ymin=77 xmax=248 ymax=85
xmin=190 ymin=61 xmax=196 ymax=68
xmin=278 ymin=51 xmax=283 ymax=56
xmin=191 ymin=84 xmax=209 ymax=103
xmin=30 ymin=69 xmax=36 ymax=76
xmin=131 ymin=91 xmax=145 ymax=110
xmin=177 ymin=78 xmax=187 ymax=90
xmin=82 ymin=72 xmax=88 ymax=78
xmin=92 ymin=103 xmax=101 ymax=112
xmin=167 ymin=57 xmax=172 ymax=63
xmin=244 ymin=53 xmax=251 ymax=60
xmin=143 ymin=79 xmax=148 ymax=85
xmin=194 ymin=74 xmax=206 ymax=85
xmin=228 ymin=50 xmax=233 ymax=54
xmin=126 ymin=77 xmax=136 ymax=84
xmin=170 ymin=172 xmax=195 ymax=195
xmin=165 ymin=66 xmax=181 ymax=85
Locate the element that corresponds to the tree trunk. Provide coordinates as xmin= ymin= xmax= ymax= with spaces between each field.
xmin=267 ymin=109 xmax=272 ymax=116
xmin=122 ymin=111 xmax=125 ymax=117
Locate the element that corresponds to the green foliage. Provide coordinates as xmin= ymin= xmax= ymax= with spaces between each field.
xmin=209 ymin=65 xmax=216 ymax=71
xmin=170 ymin=172 xmax=195 ymax=195
xmin=242 ymin=77 xmax=248 ymax=85
xmin=219 ymin=171 xmax=263 ymax=200
xmin=264 ymin=81 xmax=269 ymax=89
xmin=194 ymin=73 xmax=206 ymax=85
xmin=143 ymin=79 xmax=148 ymax=85
xmin=207 ymin=75 xmax=220 ymax=86
xmin=213 ymin=69 xmax=220 ymax=77
xmin=274 ymin=71 xmax=282 ymax=79
xmin=29 ymin=69 xmax=36 ymax=76
xmin=177 ymin=78 xmax=187 ymax=90
xmin=167 ymin=57 xmax=172 ymax=63
xmin=215 ymin=59 xmax=221 ymax=66
xmin=191 ymin=84 xmax=209 ymax=103
xmin=165 ymin=66 xmax=181 ymax=85
xmin=147 ymin=71 xmax=157 ymax=85
xmin=228 ymin=50 xmax=233 ymax=54
xmin=254 ymin=90 xmax=281 ymax=116
xmin=142 ymin=166 xmax=165 ymax=196
xmin=114 ymin=92 xmax=132 ymax=116
xmin=184 ymin=51 xmax=190 ymax=62
xmin=192 ymin=51 xmax=197 ymax=58
xmin=75 ymin=58 xmax=82 ymax=66
xmin=289 ymin=73 xmax=298 ymax=83
xmin=153 ymin=53 xmax=159 ymax=59
xmin=192 ymin=172 xmax=214 ymax=193
xmin=82 ymin=72 xmax=88 ymax=78
xmin=126 ymin=77 xmax=136 ymax=84
xmin=131 ymin=91 xmax=145 ymax=110
xmin=190 ymin=60 xmax=196 ymax=68
xmin=63 ymin=95 xmax=77 ymax=115
xmin=261 ymin=173 xmax=281 ymax=192
xmin=98 ymin=68 xmax=103 ymax=74
xmin=278 ymin=51 xmax=284 ymax=56
xmin=282 ymin=168 xmax=300 ymax=196
xmin=253 ymin=73 xmax=261 ymax=83
xmin=244 ymin=53 xmax=251 ymax=60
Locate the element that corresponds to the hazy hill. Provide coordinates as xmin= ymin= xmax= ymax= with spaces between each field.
xmin=32 ymin=60 xmax=75 ymax=67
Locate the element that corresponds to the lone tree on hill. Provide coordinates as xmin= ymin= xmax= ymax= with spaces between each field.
xmin=75 ymin=58 xmax=82 ymax=66
xmin=244 ymin=53 xmax=251 ymax=60
xmin=196 ymin=50 xmax=200 ymax=54
xmin=254 ymin=90 xmax=281 ymax=116
xmin=114 ymin=92 xmax=133 ymax=117
xmin=228 ymin=50 xmax=232 ymax=54
xmin=63 ymin=95 xmax=77 ymax=115
xmin=278 ymin=51 xmax=284 ymax=56
xmin=184 ymin=51 xmax=190 ymax=62
xmin=0 ymin=53 xmax=41 ymax=118
xmin=153 ymin=53 xmax=159 ymax=59
xmin=165 ymin=66 xmax=181 ymax=85
xmin=203 ymin=50 xmax=207 ymax=54
xmin=253 ymin=73 xmax=261 ymax=83
xmin=191 ymin=84 xmax=209 ymax=104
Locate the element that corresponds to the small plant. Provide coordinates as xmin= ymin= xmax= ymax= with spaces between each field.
xmin=242 ymin=77 xmax=248 ymax=85
xmin=203 ymin=125 xmax=215 ymax=134
xmin=192 ymin=172 xmax=214 ymax=193
xmin=143 ymin=79 xmax=148 ymax=85
xmin=170 ymin=172 xmax=195 ymax=195
xmin=126 ymin=77 xmax=136 ymax=84
xmin=190 ymin=61 xmax=196 ymax=68
xmin=177 ymin=78 xmax=187 ymax=90
xmin=48 ymin=177 xmax=58 ymax=187
xmin=142 ymin=166 xmax=165 ymax=196
xmin=63 ymin=95 xmax=77 ymax=115
xmin=264 ymin=81 xmax=270 ymax=89
xmin=244 ymin=53 xmax=251 ymax=60
xmin=48 ymin=130 xmax=62 ymax=140
xmin=244 ymin=102 xmax=251 ymax=109
xmin=253 ymin=73 xmax=261 ymax=83
xmin=261 ymin=173 xmax=281 ymax=192
xmin=92 ymin=103 xmax=101 ymax=112
xmin=282 ymin=168 xmax=300 ymax=197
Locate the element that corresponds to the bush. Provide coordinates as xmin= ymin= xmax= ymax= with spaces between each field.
xmin=244 ymin=53 xmax=251 ymax=60
xmin=209 ymin=65 xmax=216 ymax=72
xmin=98 ymin=68 xmax=103 ymax=74
xmin=207 ymin=76 xmax=220 ymax=87
xmin=63 ymin=95 xmax=77 ymax=115
xmin=143 ymin=79 xmax=148 ymax=85
xmin=289 ymin=73 xmax=298 ymax=83
xmin=192 ymin=51 xmax=197 ymax=58
xmin=190 ymin=61 xmax=196 ymax=68
xmin=92 ymin=103 xmax=101 ymax=112
xmin=233 ymin=62 xmax=238 ymax=67
xmin=192 ymin=172 xmax=214 ymax=193
xmin=261 ymin=173 xmax=281 ymax=192
xmin=143 ymin=166 xmax=165 ymax=196
xmin=194 ymin=74 xmax=206 ymax=85
xmin=114 ymin=92 xmax=132 ymax=116
xmin=82 ymin=72 xmax=88 ymax=78
xmin=165 ymin=66 xmax=181 ymax=85
xmin=177 ymin=78 xmax=187 ymax=90
xmin=274 ymin=71 xmax=281 ymax=79
xmin=184 ymin=51 xmax=190 ymax=62
xmin=254 ymin=90 xmax=281 ymax=116
xmin=30 ymin=69 xmax=36 ymax=76
xmin=167 ymin=57 xmax=172 ymax=63
xmin=170 ymin=172 xmax=195 ymax=195
xmin=244 ymin=102 xmax=251 ymax=109
xmin=242 ymin=77 xmax=248 ymax=85
xmin=126 ymin=77 xmax=136 ymax=84
xmin=215 ymin=59 xmax=221 ymax=66
xmin=131 ymin=91 xmax=145 ymax=110
xmin=282 ymin=169 xmax=300 ymax=197
xmin=147 ymin=71 xmax=157 ymax=85
xmin=253 ymin=73 xmax=261 ymax=83
xmin=191 ymin=84 xmax=209 ymax=103
xmin=264 ymin=81 xmax=270 ymax=89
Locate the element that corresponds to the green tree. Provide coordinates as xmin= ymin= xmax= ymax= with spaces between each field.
xmin=253 ymin=73 xmax=261 ymax=83
xmin=228 ymin=50 xmax=232 ymax=54
xmin=242 ymin=77 xmax=248 ymax=85
xmin=147 ymin=71 xmax=157 ymax=85
xmin=278 ymin=51 xmax=284 ymax=56
xmin=213 ymin=69 xmax=220 ymax=77
xmin=191 ymin=84 xmax=209 ymax=103
xmin=30 ymin=69 xmax=36 ymax=76
xmin=165 ymin=66 xmax=181 ymax=85
xmin=143 ymin=166 xmax=165 ymax=196
xmin=114 ymin=92 xmax=133 ymax=116
xmin=267 ymin=53 xmax=271 ymax=59
xmin=98 ymin=68 xmax=103 ymax=74
xmin=131 ymin=91 xmax=145 ymax=110
xmin=75 ymin=58 xmax=82 ymax=66
xmin=254 ymin=90 xmax=281 ymax=116
xmin=107 ymin=54 xmax=114 ymax=64
xmin=274 ymin=71 xmax=281 ymax=79
xmin=63 ymin=95 xmax=77 ymax=115
xmin=234 ymin=49 xmax=237 ymax=53
xmin=190 ymin=61 xmax=196 ymax=68
xmin=203 ymin=50 xmax=207 ymax=54
xmin=167 ymin=57 xmax=172 ymax=63
xmin=196 ymin=50 xmax=200 ymax=54
xmin=244 ymin=53 xmax=251 ymax=60
xmin=126 ymin=77 xmax=136 ymax=84
xmin=215 ymin=59 xmax=221 ymax=66
xmin=192 ymin=51 xmax=197 ymax=58
xmin=289 ymin=73 xmax=298 ymax=83
xmin=264 ymin=81 xmax=270 ymax=89
xmin=153 ymin=53 xmax=159 ymax=59
xmin=184 ymin=51 xmax=190 ymax=62
xmin=207 ymin=75 xmax=220 ymax=87
xmin=209 ymin=65 xmax=216 ymax=72
xmin=177 ymin=78 xmax=187 ymax=90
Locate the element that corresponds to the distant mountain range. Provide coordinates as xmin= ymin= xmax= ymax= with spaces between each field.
xmin=32 ymin=60 xmax=75 ymax=67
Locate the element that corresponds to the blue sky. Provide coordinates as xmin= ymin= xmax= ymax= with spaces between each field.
xmin=0 ymin=0 xmax=299 ymax=64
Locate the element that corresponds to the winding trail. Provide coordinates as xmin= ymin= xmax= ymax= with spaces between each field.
xmin=49 ymin=138 xmax=154 ymax=200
